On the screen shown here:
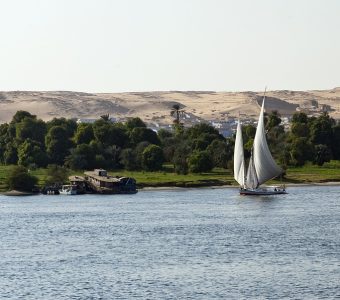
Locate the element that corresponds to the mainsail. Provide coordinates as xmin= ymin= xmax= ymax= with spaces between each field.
xmin=233 ymin=120 xmax=245 ymax=187
xmin=252 ymin=98 xmax=282 ymax=186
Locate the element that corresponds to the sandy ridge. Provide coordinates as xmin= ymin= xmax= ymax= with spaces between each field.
xmin=1 ymin=88 xmax=340 ymax=124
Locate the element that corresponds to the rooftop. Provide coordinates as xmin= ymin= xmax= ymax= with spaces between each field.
xmin=84 ymin=171 xmax=121 ymax=183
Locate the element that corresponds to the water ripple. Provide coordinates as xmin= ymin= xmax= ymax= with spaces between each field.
xmin=0 ymin=186 xmax=339 ymax=299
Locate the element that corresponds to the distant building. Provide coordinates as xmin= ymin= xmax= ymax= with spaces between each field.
xmin=320 ymin=104 xmax=332 ymax=112
xmin=76 ymin=118 xmax=97 ymax=124
xmin=147 ymin=124 xmax=173 ymax=132
xmin=210 ymin=120 xmax=234 ymax=138
xmin=219 ymin=129 xmax=233 ymax=138
xmin=76 ymin=117 xmax=116 ymax=124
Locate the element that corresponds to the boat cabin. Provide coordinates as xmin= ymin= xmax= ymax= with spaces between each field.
xmin=69 ymin=169 xmax=137 ymax=194
xmin=85 ymin=169 xmax=121 ymax=190
xmin=69 ymin=175 xmax=87 ymax=194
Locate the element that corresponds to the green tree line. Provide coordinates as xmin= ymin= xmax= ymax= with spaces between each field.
xmin=0 ymin=110 xmax=339 ymax=175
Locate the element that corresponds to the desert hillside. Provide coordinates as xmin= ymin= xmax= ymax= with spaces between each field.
xmin=1 ymin=88 xmax=340 ymax=125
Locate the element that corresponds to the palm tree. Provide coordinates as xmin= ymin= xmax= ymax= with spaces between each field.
xmin=170 ymin=104 xmax=185 ymax=125
xmin=100 ymin=114 xmax=110 ymax=121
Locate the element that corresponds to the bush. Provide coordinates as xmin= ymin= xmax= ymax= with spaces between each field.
xmin=17 ymin=139 xmax=48 ymax=167
xmin=188 ymin=150 xmax=213 ymax=173
xmin=313 ymin=144 xmax=331 ymax=166
xmin=6 ymin=166 xmax=38 ymax=191
xmin=120 ymin=148 xmax=137 ymax=170
xmin=94 ymin=154 xmax=108 ymax=169
xmin=45 ymin=164 xmax=69 ymax=185
xmin=142 ymin=145 xmax=164 ymax=171
xmin=130 ymin=127 xmax=160 ymax=146
xmin=172 ymin=143 xmax=190 ymax=174
xmin=207 ymin=139 xmax=233 ymax=168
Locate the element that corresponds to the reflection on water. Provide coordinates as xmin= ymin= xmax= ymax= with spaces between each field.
xmin=0 ymin=186 xmax=339 ymax=299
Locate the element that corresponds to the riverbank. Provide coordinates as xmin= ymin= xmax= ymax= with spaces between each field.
xmin=2 ymin=190 xmax=36 ymax=196
xmin=139 ymin=181 xmax=340 ymax=192
xmin=1 ymin=162 xmax=340 ymax=192
xmin=3 ymin=182 xmax=340 ymax=195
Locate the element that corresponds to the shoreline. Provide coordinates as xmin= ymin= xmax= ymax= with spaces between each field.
xmin=139 ymin=181 xmax=340 ymax=191
xmin=0 ymin=181 xmax=340 ymax=196
xmin=2 ymin=190 xmax=36 ymax=196
xmin=2 ymin=182 xmax=340 ymax=195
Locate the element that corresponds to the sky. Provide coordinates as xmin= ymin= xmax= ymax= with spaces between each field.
xmin=0 ymin=0 xmax=339 ymax=92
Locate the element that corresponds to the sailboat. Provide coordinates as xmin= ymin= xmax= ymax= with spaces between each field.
xmin=233 ymin=93 xmax=287 ymax=196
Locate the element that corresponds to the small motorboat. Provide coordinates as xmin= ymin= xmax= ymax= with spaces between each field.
xmin=59 ymin=184 xmax=77 ymax=195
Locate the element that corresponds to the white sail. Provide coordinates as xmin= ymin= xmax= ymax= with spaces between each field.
xmin=253 ymin=98 xmax=282 ymax=185
xmin=246 ymin=152 xmax=258 ymax=189
xmin=233 ymin=120 xmax=245 ymax=187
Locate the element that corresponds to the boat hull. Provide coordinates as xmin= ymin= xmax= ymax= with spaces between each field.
xmin=240 ymin=188 xmax=287 ymax=196
xmin=59 ymin=190 xmax=77 ymax=195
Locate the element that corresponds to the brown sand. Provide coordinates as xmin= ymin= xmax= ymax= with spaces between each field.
xmin=1 ymin=88 xmax=340 ymax=124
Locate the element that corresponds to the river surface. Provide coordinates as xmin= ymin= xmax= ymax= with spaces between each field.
xmin=0 ymin=186 xmax=339 ymax=299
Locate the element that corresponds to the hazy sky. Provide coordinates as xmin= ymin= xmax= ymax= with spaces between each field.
xmin=1 ymin=0 xmax=339 ymax=92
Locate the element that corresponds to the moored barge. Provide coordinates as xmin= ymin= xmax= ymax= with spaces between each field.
xmin=69 ymin=169 xmax=137 ymax=194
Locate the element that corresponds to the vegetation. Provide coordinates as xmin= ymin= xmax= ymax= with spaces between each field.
xmin=141 ymin=145 xmax=164 ymax=171
xmin=1 ymin=162 xmax=340 ymax=192
xmin=6 ymin=165 xmax=38 ymax=191
xmin=44 ymin=164 xmax=69 ymax=185
xmin=1 ymin=109 xmax=340 ymax=192
xmin=170 ymin=104 xmax=185 ymax=125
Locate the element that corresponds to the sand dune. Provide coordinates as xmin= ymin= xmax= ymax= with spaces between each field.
xmin=0 ymin=88 xmax=340 ymax=124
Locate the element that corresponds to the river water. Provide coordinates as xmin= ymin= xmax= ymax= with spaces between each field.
xmin=0 ymin=186 xmax=339 ymax=299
